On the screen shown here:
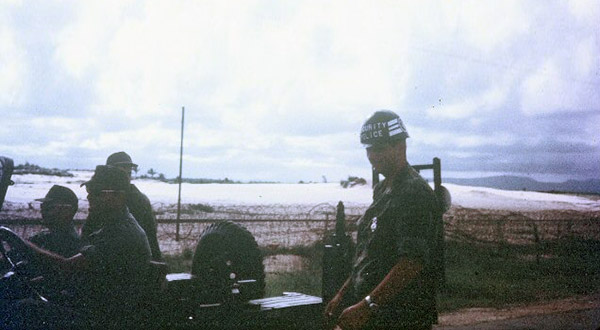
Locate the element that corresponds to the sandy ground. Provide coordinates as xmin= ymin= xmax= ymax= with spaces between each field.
xmin=436 ymin=293 xmax=600 ymax=329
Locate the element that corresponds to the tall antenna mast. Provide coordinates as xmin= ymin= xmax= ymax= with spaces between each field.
xmin=176 ymin=106 xmax=185 ymax=241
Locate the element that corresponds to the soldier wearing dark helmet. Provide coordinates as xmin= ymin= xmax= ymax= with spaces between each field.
xmin=23 ymin=185 xmax=82 ymax=299
xmin=29 ymin=185 xmax=81 ymax=258
xmin=325 ymin=110 xmax=443 ymax=330
xmin=0 ymin=165 xmax=152 ymax=329
xmin=77 ymin=165 xmax=153 ymax=326
xmin=82 ymin=151 xmax=162 ymax=261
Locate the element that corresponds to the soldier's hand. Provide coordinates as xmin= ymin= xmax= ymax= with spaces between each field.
xmin=335 ymin=300 xmax=370 ymax=330
xmin=323 ymin=293 xmax=343 ymax=329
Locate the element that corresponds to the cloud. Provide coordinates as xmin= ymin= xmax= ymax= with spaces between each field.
xmin=520 ymin=56 xmax=599 ymax=116
xmin=573 ymin=37 xmax=598 ymax=78
xmin=78 ymin=124 xmax=179 ymax=151
xmin=53 ymin=1 xmax=417 ymax=124
xmin=450 ymin=0 xmax=530 ymax=53
xmin=3 ymin=0 xmax=599 ymax=182
xmin=518 ymin=3 xmax=600 ymax=117
xmin=55 ymin=1 xmax=138 ymax=79
xmin=568 ymin=0 xmax=600 ymax=24
xmin=0 ymin=17 xmax=27 ymax=107
xmin=426 ymin=77 xmax=512 ymax=119
xmin=582 ymin=114 xmax=600 ymax=145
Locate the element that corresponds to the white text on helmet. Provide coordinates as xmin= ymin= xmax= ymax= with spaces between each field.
xmin=361 ymin=122 xmax=388 ymax=133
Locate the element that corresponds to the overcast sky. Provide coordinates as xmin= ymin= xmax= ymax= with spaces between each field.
xmin=1 ymin=0 xmax=598 ymax=183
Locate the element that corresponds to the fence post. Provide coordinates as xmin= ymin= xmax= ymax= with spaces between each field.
xmin=531 ymin=221 xmax=541 ymax=264
xmin=567 ymin=220 xmax=574 ymax=241
xmin=433 ymin=157 xmax=441 ymax=192
xmin=322 ymin=201 xmax=354 ymax=303
xmin=496 ymin=219 xmax=506 ymax=255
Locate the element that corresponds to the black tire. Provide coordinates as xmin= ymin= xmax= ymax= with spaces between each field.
xmin=192 ymin=221 xmax=265 ymax=302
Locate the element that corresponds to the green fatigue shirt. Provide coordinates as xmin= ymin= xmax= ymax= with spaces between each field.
xmin=29 ymin=226 xmax=81 ymax=258
xmin=126 ymin=184 xmax=162 ymax=261
xmin=28 ymin=226 xmax=82 ymax=298
xmin=350 ymin=164 xmax=442 ymax=329
xmin=82 ymin=184 xmax=162 ymax=261
xmin=76 ymin=209 xmax=152 ymax=326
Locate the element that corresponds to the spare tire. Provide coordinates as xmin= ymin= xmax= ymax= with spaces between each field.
xmin=192 ymin=221 xmax=265 ymax=302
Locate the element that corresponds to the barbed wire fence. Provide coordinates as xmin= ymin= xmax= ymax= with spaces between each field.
xmin=153 ymin=203 xmax=366 ymax=254
xmin=1 ymin=203 xmax=599 ymax=256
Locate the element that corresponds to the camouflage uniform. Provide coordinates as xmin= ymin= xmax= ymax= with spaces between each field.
xmin=349 ymin=164 xmax=442 ymax=329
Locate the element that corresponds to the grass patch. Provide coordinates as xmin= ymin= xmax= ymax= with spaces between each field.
xmin=260 ymin=242 xmax=324 ymax=258
xmin=439 ymin=238 xmax=600 ymax=311
xmin=188 ymin=203 xmax=214 ymax=213
xmin=163 ymin=238 xmax=600 ymax=311
xmin=163 ymin=248 xmax=194 ymax=273
xmin=265 ymin=269 xmax=322 ymax=297
xmin=262 ymin=243 xmax=324 ymax=297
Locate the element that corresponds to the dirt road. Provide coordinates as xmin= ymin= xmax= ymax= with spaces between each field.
xmin=435 ymin=294 xmax=600 ymax=330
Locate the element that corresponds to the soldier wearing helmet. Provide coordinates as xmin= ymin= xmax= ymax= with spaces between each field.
xmin=82 ymin=151 xmax=162 ymax=261
xmin=325 ymin=110 xmax=442 ymax=330
xmin=29 ymin=185 xmax=81 ymax=258
xmin=0 ymin=165 xmax=152 ymax=328
xmin=360 ymin=110 xmax=410 ymax=146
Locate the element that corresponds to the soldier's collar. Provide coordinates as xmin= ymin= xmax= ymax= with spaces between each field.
xmin=388 ymin=163 xmax=413 ymax=188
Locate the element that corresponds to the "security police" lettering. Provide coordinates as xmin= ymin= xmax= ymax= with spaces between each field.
xmin=360 ymin=122 xmax=388 ymax=141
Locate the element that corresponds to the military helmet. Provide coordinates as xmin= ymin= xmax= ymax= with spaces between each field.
xmin=106 ymin=151 xmax=138 ymax=169
xmin=360 ymin=110 xmax=409 ymax=147
xmin=35 ymin=185 xmax=78 ymax=209
xmin=81 ymin=165 xmax=130 ymax=194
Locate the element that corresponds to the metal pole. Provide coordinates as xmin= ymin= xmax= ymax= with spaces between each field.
xmin=176 ymin=107 xmax=185 ymax=241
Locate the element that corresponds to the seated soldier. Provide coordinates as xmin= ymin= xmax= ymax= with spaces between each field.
xmin=0 ymin=165 xmax=152 ymax=329
xmin=82 ymin=151 xmax=162 ymax=261
xmin=29 ymin=185 xmax=81 ymax=257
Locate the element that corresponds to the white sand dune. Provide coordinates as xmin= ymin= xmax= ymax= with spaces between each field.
xmin=4 ymin=172 xmax=599 ymax=213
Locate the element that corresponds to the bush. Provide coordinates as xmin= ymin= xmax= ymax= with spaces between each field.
xmin=14 ymin=162 xmax=73 ymax=177
xmin=188 ymin=203 xmax=214 ymax=213
xmin=340 ymin=176 xmax=367 ymax=188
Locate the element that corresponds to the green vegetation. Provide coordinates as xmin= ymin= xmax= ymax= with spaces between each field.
xmin=140 ymin=175 xmax=280 ymax=184
xmin=261 ymin=244 xmax=324 ymax=297
xmin=162 ymin=177 xmax=242 ymax=184
xmin=188 ymin=203 xmax=215 ymax=213
xmin=14 ymin=162 xmax=73 ymax=177
xmin=340 ymin=176 xmax=367 ymax=188
xmin=265 ymin=268 xmax=322 ymax=297
xmin=439 ymin=238 xmax=600 ymax=311
xmin=12 ymin=161 xmax=280 ymax=184
xmin=163 ymin=248 xmax=194 ymax=273
xmin=163 ymin=238 xmax=600 ymax=311
xmin=260 ymin=244 xmax=322 ymax=258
